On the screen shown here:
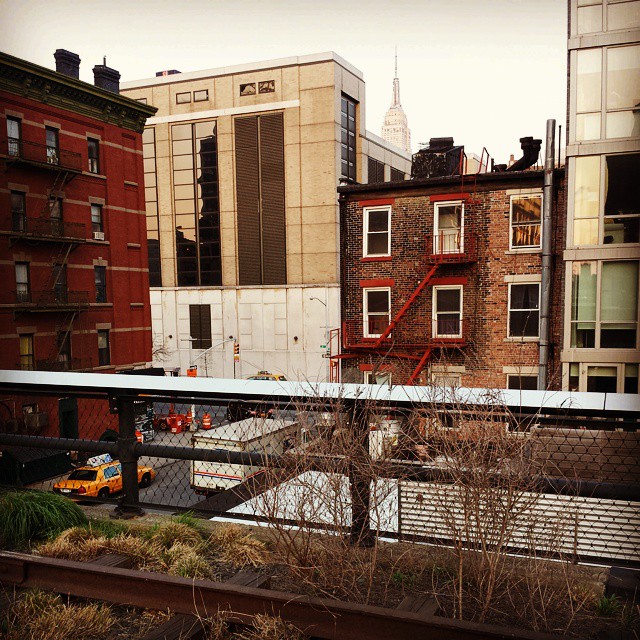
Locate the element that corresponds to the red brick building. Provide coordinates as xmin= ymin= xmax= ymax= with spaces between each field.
xmin=0 ymin=50 xmax=156 ymax=381
xmin=336 ymin=147 xmax=566 ymax=390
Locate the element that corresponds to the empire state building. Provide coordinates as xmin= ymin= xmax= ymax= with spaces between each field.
xmin=381 ymin=53 xmax=411 ymax=154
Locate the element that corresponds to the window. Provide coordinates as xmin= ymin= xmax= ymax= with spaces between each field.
xmin=368 ymin=157 xmax=384 ymax=183
xmin=189 ymin=304 xmax=212 ymax=349
xmin=364 ymin=370 xmax=391 ymax=385
xmin=87 ymin=138 xmax=100 ymax=174
xmin=6 ymin=116 xmax=21 ymax=156
xmin=340 ymin=96 xmax=357 ymax=180
xmin=508 ymin=283 xmax=540 ymax=338
xmin=45 ymin=126 xmax=59 ymax=164
xmin=143 ymin=127 xmax=162 ymax=287
xmin=91 ymin=204 xmax=103 ymax=233
xmin=507 ymin=375 xmax=538 ymax=390
xmin=49 ymin=197 xmax=63 ymax=235
xmin=176 ymin=92 xmax=191 ymax=104
xmin=571 ymin=261 xmax=638 ymax=348
xmin=510 ymin=195 xmax=542 ymax=249
xmin=431 ymin=372 xmax=461 ymax=387
xmin=19 ymin=334 xmax=34 ymax=371
xmin=363 ymin=288 xmax=390 ymax=338
xmin=10 ymin=191 xmax=26 ymax=232
xmin=363 ymin=206 xmax=391 ymax=256
xmin=15 ymin=262 xmax=30 ymax=303
xmin=390 ymin=167 xmax=405 ymax=182
xmin=434 ymin=201 xmax=464 ymax=255
xmin=94 ymin=266 xmax=107 ymax=303
xmin=193 ymin=89 xmax=208 ymax=102
xmin=136 ymin=97 xmax=148 ymax=105
xmin=97 ymin=330 xmax=110 ymax=366
xmin=574 ymin=43 xmax=640 ymax=141
xmin=53 ymin=264 xmax=67 ymax=303
xmin=568 ymin=362 xmax=638 ymax=394
xmin=433 ymin=286 xmax=462 ymax=338
xmin=573 ymin=153 xmax=640 ymax=246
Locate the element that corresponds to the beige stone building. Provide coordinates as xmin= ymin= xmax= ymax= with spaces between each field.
xmin=121 ymin=52 xmax=411 ymax=380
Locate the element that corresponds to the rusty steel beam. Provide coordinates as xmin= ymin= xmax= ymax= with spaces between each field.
xmin=0 ymin=551 xmax=564 ymax=640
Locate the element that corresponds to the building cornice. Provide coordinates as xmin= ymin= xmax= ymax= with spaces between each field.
xmin=339 ymin=168 xmax=565 ymax=196
xmin=0 ymin=51 xmax=157 ymax=133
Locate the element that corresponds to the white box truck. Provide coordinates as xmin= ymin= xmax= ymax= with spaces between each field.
xmin=190 ymin=418 xmax=299 ymax=495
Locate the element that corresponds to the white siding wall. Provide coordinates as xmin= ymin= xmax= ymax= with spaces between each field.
xmin=150 ymin=285 xmax=339 ymax=381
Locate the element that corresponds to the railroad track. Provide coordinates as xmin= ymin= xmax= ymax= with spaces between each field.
xmin=0 ymin=550 xmax=564 ymax=640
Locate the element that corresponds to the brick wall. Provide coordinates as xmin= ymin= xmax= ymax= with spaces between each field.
xmin=338 ymin=170 xmax=566 ymax=389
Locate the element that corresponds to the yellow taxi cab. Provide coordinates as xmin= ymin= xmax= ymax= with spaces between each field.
xmin=53 ymin=453 xmax=155 ymax=498
xmin=248 ymin=371 xmax=287 ymax=381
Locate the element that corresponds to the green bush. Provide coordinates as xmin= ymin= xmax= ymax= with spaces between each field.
xmin=0 ymin=490 xmax=87 ymax=550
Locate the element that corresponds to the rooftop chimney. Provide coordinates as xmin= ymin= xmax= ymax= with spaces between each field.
xmin=54 ymin=49 xmax=80 ymax=79
xmin=93 ymin=60 xmax=121 ymax=93
xmin=506 ymin=137 xmax=542 ymax=172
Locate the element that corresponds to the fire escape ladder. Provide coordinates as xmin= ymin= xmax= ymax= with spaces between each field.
xmin=406 ymin=347 xmax=433 ymax=385
xmin=38 ymin=242 xmax=73 ymax=306
xmin=373 ymin=263 xmax=439 ymax=349
xmin=41 ymin=168 xmax=70 ymax=217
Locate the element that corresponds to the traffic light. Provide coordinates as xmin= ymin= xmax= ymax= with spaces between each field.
xmin=234 ymin=342 xmax=240 ymax=356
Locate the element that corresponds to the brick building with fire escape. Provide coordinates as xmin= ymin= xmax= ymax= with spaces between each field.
xmin=334 ymin=137 xmax=566 ymax=390
xmin=0 ymin=50 xmax=156 ymax=379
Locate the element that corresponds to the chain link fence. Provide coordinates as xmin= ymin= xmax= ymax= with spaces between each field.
xmin=0 ymin=373 xmax=638 ymax=565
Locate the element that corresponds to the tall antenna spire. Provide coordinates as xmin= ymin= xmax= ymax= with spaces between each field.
xmin=392 ymin=47 xmax=400 ymax=107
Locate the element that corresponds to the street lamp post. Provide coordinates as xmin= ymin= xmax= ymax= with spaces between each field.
xmin=309 ymin=295 xmax=330 ymax=382
xmin=191 ymin=336 xmax=235 ymax=377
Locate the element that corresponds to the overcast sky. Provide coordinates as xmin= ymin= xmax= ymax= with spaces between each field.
xmin=0 ymin=0 xmax=567 ymax=163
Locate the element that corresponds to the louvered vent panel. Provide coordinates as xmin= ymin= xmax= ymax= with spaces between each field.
xmin=234 ymin=116 xmax=262 ymax=286
xmin=259 ymin=112 xmax=286 ymax=285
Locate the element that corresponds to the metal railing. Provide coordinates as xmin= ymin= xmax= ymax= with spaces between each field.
xmin=426 ymin=232 xmax=477 ymax=263
xmin=10 ymin=216 xmax=86 ymax=241
xmin=3 ymin=137 xmax=82 ymax=172
xmin=0 ymin=370 xmax=638 ymax=564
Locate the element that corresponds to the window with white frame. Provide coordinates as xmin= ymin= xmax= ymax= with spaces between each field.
xmin=431 ymin=372 xmax=461 ymax=387
xmin=510 ymin=195 xmax=542 ymax=249
xmin=364 ymin=370 xmax=392 ymax=385
xmin=568 ymin=362 xmax=638 ymax=394
xmin=363 ymin=206 xmax=391 ymax=256
xmin=508 ymin=283 xmax=540 ymax=338
xmin=363 ymin=288 xmax=390 ymax=338
xmin=434 ymin=201 xmax=463 ymax=255
xmin=570 ymin=260 xmax=638 ymax=349
xmin=433 ymin=286 xmax=462 ymax=338
xmin=574 ymin=1 xmax=640 ymax=37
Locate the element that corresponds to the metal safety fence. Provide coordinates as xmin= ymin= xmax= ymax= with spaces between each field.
xmin=0 ymin=370 xmax=638 ymax=565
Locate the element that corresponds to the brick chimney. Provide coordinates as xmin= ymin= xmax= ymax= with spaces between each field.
xmin=93 ymin=59 xmax=120 ymax=93
xmin=54 ymin=49 xmax=80 ymax=79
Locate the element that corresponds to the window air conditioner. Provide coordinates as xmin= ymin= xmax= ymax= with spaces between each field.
xmin=93 ymin=231 xmax=105 ymax=241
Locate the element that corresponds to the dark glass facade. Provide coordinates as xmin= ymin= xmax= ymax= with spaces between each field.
xmin=172 ymin=121 xmax=221 ymax=286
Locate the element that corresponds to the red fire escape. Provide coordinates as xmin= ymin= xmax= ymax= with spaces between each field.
xmin=329 ymin=149 xmax=488 ymax=384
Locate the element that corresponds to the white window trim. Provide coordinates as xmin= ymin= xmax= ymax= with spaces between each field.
xmin=364 ymin=370 xmax=392 ymax=385
xmin=564 ymin=361 xmax=638 ymax=393
xmin=507 ymin=281 xmax=541 ymax=341
xmin=363 ymin=205 xmax=391 ymax=257
xmin=509 ymin=194 xmax=543 ymax=251
xmin=363 ymin=287 xmax=390 ymax=338
xmin=432 ymin=285 xmax=463 ymax=339
xmin=434 ymin=200 xmax=464 ymax=255
xmin=506 ymin=374 xmax=539 ymax=390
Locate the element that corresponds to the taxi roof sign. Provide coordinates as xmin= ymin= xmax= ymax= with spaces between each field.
xmin=86 ymin=453 xmax=112 ymax=467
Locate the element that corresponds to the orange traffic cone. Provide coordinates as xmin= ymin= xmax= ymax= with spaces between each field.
xmin=202 ymin=412 xmax=212 ymax=430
